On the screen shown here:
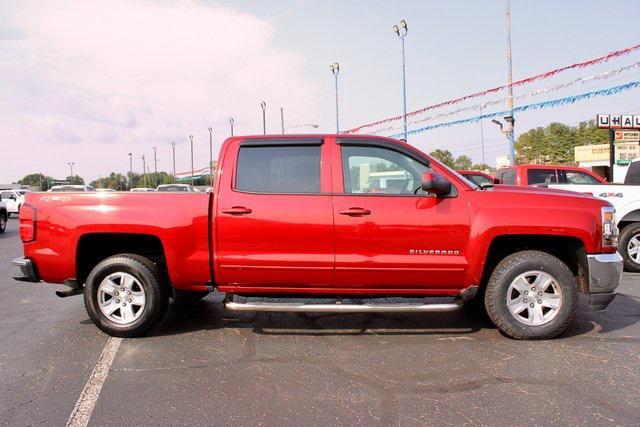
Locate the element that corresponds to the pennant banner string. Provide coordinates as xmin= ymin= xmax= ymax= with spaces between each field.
xmin=388 ymin=80 xmax=640 ymax=138
xmin=346 ymin=43 xmax=640 ymax=134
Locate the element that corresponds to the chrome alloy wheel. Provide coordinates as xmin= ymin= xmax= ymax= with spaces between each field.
xmin=506 ymin=271 xmax=562 ymax=326
xmin=627 ymin=234 xmax=640 ymax=264
xmin=97 ymin=272 xmax=146 ymax=325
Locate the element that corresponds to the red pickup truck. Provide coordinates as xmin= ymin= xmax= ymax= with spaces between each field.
xmin=13 ymin=135 xmax=622 ymax=339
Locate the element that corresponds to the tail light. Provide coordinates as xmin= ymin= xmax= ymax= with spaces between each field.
xmin=19 ymin=204 xmax=36 ymax=243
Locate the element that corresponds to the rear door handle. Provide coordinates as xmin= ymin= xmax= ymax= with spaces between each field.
xmin=339 ymin=207 xmax=371 ymax=216
xmin=222 ymin=206 xmax=252 ymax=215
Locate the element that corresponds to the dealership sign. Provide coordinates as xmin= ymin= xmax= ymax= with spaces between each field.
xmin=614 ymin=130 xmax=640 ymax=142
xmin=597 ymin=114 xmax=640 ymax=129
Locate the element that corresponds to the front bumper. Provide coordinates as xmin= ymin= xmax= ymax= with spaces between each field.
xmin=12 ymin=257 xmax=40 ymax=283
xmin=586 ymin=252 xmax=623 ymax=311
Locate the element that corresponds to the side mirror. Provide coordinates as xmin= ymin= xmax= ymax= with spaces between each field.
xmin=493 ymin=178 xmax=501 ymax=184
xmin=421 ymin=172 xmax=452 ymax=196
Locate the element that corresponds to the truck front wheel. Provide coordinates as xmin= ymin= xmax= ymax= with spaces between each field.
xmin=84 ymin=254 xmax=169 ymax=337
xmin=484 ymin=250 xmax=578 ymax=340
xmin=618 ymin=223 xmax=640 ymax=272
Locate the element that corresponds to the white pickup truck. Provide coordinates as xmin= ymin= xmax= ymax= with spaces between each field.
xmin=548 ymin=158 xmax=640 ymax=271
xmin=0 ymin=189 xmax=27 ymax=217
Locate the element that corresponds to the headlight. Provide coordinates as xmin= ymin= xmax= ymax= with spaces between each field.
xmin=602 ymin=206 xmax=616 ymax=247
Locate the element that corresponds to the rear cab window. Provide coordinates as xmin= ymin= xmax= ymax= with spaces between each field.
xmin=497 ymin=168 xmax=516 ymax=185
xmin=235 ymin=142 xmax=322 ymax=193
xmin=527 ymin=169 xmax=557 ymax=185
xmin=560 ymin=170 xmax=602 ymax=184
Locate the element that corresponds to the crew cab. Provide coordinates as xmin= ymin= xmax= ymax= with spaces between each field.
xmin=13 ymin=135 xmax=622 ymax=339
xmin=495 ymin=164 xmax=607 ymax=186
xmin=0 ymin=189 xmax=27 ymax=217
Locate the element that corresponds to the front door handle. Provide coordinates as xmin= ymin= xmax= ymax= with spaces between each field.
xmin=222 ymin=206 xmax=252 ymax=215
xmin=339 ymin=207 xmax=371 ymax=216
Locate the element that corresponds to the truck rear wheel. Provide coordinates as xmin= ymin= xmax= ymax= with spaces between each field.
xmin=618 ymin=223 xmax=640 ymax=272
xmin=485 ymin=250 xmax=578 ymax=340
xmin=84 ymin=254 xmax=169 ymax=337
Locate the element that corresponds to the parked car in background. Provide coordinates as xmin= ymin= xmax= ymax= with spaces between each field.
xmin=545 ymin=157 xmax=640 ymax=271
xmin=95 ymin=188 xmax=117 ymax=193
xmin=0 ymin=199 xmax=6 ymax=232
xmin=495 ymin=164 xmax=607 ymax=186
xmin=0 ymin=189 xmax=28 ymax=217
xmin=14 ymin=134 xmax=621 ymax=340
xmin=49 ymin=185 xmax=96 ymax=192
xmin=156 ymin=184 xmax=198 ymax=192
xmin=457 ymin=170 xmax=495 ymax=187
xmin=130 ymin=188 xmax=156 ymax=192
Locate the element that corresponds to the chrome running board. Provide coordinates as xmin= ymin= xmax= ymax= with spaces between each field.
xmin=225 ymin=301 xmax=462 ymax=313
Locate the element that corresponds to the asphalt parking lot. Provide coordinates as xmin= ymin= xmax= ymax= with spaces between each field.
xmin=1 ymin=218 xmax=639 ymax=425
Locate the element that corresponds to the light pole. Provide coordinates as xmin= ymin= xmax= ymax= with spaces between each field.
xmin=329 ymin=63 xmax=340 ymax=133
xmin=141 ymin=154 xmax=147 ymax=188
xmin=128 ymin=153 xmax=133 ymax=189
xmin=393 ymin=19 xmax=408 ymax=142
xmin=505 ymin=0 xmax=516 ymax=165
xmin=189 ymin=135 xmax=194 ymax=186
xmin=479 ymin=104 xmax=486 ymax=166
xmin=67 ymin=162 xmax=75 ymax=179
xmin=208 ymin=127 xmax=214 ymax=186
xmin=260 ymin=101 xmax=267 ymax=135
xmin=153 ymin=146 xmax=158 ymax=187
xmin=280 ymin=107 xmax=285 ymax=134
xmin=229 ymin=117 xmax=234 ymax=136
xmin=171 ymin=142 xmax=176 ymax=183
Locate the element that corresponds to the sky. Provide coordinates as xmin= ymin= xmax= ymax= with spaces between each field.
xmin=0 ymin=0 xmax=639 ymax=183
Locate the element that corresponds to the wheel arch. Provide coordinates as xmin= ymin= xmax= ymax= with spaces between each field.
xmin=480 ymin=234 xmax=589 ymax=295
xmin=76 ymin=233 xmax=169 ymax=288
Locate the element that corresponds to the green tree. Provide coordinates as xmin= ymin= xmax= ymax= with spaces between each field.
xmin=66 ymin=175 xmax=85 ymax=185
xmin=454 ymin=155 xmax=473 ymax=170
xmin=472 ymin=163 xmax=491 ymax=171
xmin=17 ymin=173 xmax=53 ymax=190
xmin=429 ymin=149 xmax=455 ymax=168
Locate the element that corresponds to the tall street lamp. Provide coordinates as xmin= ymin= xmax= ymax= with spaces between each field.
xmin=67 ymin=161 xmax=75 ymax=178
xmin=171 ymin=142 xmax=176 ymax=183
xmin=393 ymin=20 xmax=409 ymax=142
xmin=128 ymin=153 xmax=133 ymax=189
xmin=153 ymin=146 xmax=158 ymax=187
xmin=280 ymin=107 xmax=285 ymax=134
xmin=189 ymin=135 xmax=194 ymax=186
xmin=505 ymin=0 xmax=516 ymax=165
xmin=229 ymin=117 xmax=234 ymax=136
xmin=260 ymin=101 xmax=267 ymax=135
xmin=329 ymin=63 xmax=340 ymax=133
xmin=208 ymin=127 xmax=214 ymax=186
xmin=141 ymin=154 xmax=147 ymax=188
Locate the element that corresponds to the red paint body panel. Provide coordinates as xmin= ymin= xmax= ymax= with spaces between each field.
xmin=496 ymin=164 xmax=608 ymax=186
xmin=21 ymin=134 xmax=613 ymax=296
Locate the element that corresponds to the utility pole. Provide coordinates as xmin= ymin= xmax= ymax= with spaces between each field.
xmin=393 ymin=20 xmax=409 ymax=142
xmin=128 ymin=153 xmax=133 ymax=189
xmin=505 ymin=0 xmax=516 ymax=165
xmin=141 ymin=154 xmax=147 ymax=188
xmin=280 ymin=107 xmax=285 ymax=134
xmin=189 ymin=135 xmax=194 ymax=186
xmin=479 ymin=104 xmax=486 ymax=166
xmin=260 ymin=101 xmax=267 ymax=134
xmin=208 ymin=127 xmax=214 ymax=186
xmin=153 ymin=146 xmax=158 ymax=187
xmin=171 ymin=142 xmax=176 ymax=183
xmin=229 ymin=117 xmax=234 ymax=136
xmin=329 ymin=63 xmax=340 ymax=133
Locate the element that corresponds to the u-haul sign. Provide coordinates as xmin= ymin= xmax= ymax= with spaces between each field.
xmin=597 ymin=114 xmax=640 ymax=129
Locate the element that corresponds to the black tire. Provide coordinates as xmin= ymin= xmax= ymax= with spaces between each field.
xmin=484 ymin=250 xmax=578 ymax=340
xmin=174 ymin=290 xmax=210 ymax=304
xmin=0 ymin=211 xmax=6 ymax=233
xmin=618 ymin=223 xmax=640 ymax=272
xmin=84 ymin=254 xmax=169 ymax=337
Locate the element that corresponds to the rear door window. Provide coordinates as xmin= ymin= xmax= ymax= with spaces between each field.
xmin=236 ymin=145 xmax=321 ymax=193
xmin=527 ymin=169 xmax=557 ymax=185
xmin=561 ymin=170 xmax=602 ymax=184
xmin=497 ymin=168 xmax=516 ymax=185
